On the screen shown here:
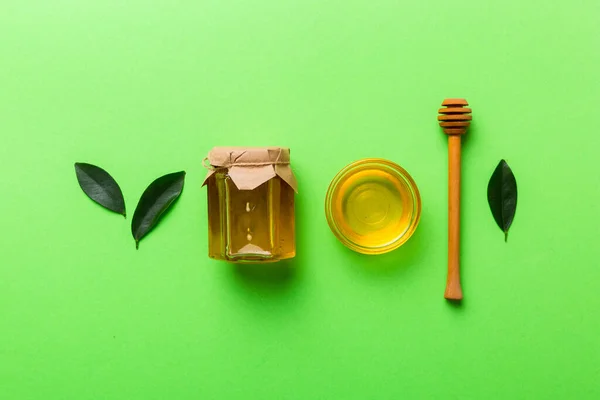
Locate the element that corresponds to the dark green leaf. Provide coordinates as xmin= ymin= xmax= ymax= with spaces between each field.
xmin=131 ymin=171 xmax=186 ymax=249
xmin=74 ymin=162 xmax=126 ymax=217
xmin=487 ymin=160 xmax=517 ymax=241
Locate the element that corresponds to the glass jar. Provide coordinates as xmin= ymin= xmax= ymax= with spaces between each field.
xmin=202 ymin=147 xmax=297 ymax=262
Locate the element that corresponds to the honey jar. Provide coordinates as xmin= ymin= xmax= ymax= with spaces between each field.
xmin=202 ymin=147 xmax=298 ymax=262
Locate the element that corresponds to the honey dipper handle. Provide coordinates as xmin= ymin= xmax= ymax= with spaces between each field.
xmin=445 ymin=135 xmax=463 ymax=300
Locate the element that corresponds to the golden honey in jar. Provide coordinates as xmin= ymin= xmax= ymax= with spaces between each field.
xmin=203 ymin=147 xmax=297 ymax=262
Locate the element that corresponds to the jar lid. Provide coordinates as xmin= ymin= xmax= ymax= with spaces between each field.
xmin=202 ymin=147 xmax=298 ymax=192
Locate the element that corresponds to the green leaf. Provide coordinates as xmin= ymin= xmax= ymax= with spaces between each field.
xmin=131 ymin=171 xmax=186 ymax=249
xmin=487 ymin=160 xmax=517 ymax=241
xmin=74 ymin=162 xmax=126 ymax=217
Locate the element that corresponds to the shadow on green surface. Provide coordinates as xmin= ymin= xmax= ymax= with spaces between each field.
xmin=233 ymin=260 xmax=296 ymax=283
xmin=230 ymin=259 xmax=297 ymax=296
xmin=445 ymin=298 xmax=464 ymax=310
xmin=342 ymin=219 xmax=426 ymax=279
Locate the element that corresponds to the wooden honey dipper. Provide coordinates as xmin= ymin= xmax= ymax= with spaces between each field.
xmin=438 ymin=98 xmax=472 ymax=301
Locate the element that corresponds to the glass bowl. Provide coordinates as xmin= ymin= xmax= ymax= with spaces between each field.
xmin=325 ymin=158 xmax=421 ymax=254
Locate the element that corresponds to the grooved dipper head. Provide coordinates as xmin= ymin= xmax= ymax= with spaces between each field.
xmin=438 ymin=98 xmax=471 ymax=136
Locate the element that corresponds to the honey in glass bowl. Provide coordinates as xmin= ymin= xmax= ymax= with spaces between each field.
xmin=325 ymin=158 xmax=421 ymax=254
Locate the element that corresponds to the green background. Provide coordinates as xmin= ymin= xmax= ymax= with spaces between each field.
xmin=1 ymin=0 xmax=599 ymax=398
